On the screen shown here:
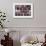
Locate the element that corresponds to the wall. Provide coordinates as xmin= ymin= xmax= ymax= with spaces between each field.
xmin=0 ymin=0 xmax=46 ymax=46
xmin=0 ymin=0 xmax=46 ymax=27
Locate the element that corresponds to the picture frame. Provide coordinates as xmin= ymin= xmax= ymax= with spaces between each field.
xmin=13 ymin=3 xmax=33 ymax=18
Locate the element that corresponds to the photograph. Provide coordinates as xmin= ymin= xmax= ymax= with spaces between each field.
xmin=13 ymin=3 xmax=33 ymax=18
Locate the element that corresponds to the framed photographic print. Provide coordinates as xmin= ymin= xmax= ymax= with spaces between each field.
xmin=13 ymin=3 xmax=33 ymax=18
